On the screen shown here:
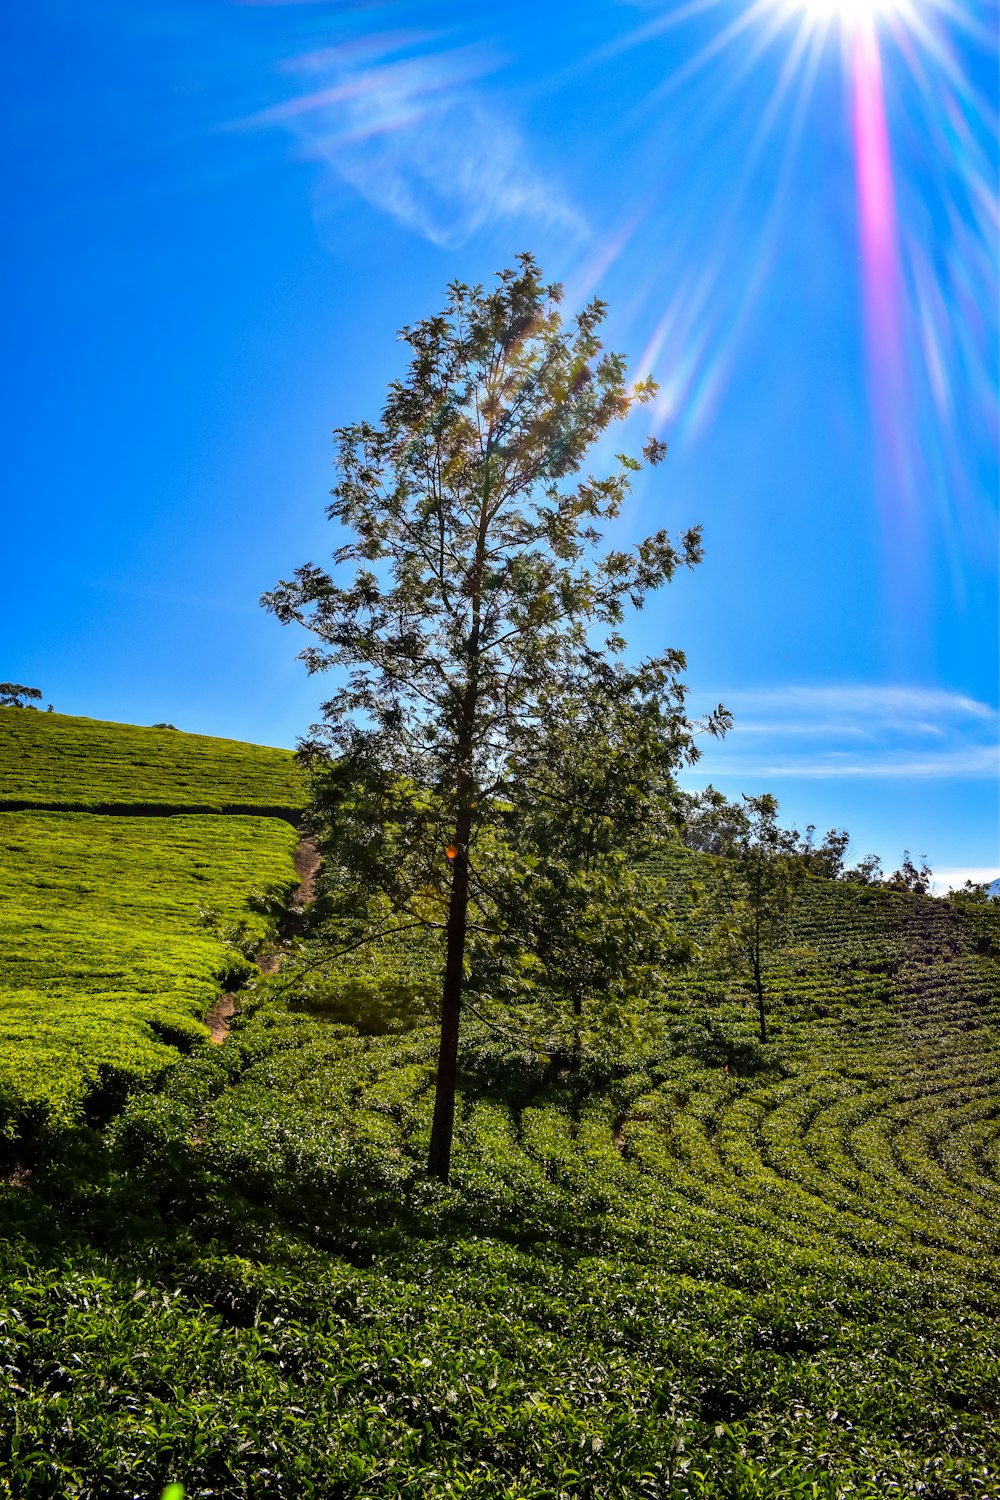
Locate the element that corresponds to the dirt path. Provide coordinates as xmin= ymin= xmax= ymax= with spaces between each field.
xmin=206 ymin=834 xmax=320 ymax=1044
xmin=205 ymin=992 xmax=236 ymax=1043
xmin=292 ymin=834 xmax=321 ymax=905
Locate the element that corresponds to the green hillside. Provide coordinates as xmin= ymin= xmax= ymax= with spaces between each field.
xmin=0 ymin=710 xmax=305 ymax=814
xmin=0 ymin=811 xmax=299 ymax=1135
xmin=2 ymin=849 xmax=999 ymax=1493
xmin=0 ymin=711 xmax=303 ymax=1136
xmin=1 ymin=715 xmax=998 ymax=1497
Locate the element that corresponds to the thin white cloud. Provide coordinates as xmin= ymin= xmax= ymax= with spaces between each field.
xmin=729 ymin=721 xmax=875 ymax=738
xmin=248 ymin=40 xmax=585 ymax=249
xmin=685 ymin=681 xmax=998 ymax=781
xmin=689 ymin=745 xmax=998 ymax=780
xmin=930 ymin=867 xmax=1000 ymax=894
xmin=721 ymin=685 xmax=995 ymax=721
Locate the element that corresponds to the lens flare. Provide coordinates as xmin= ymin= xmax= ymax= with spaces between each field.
xmin=787 ymin=0 xmax=902 ymax=26
xmin=851 ymin=13 xmax=911 ymax=522
xmin=591 ymin=0 xmax=995 ymax=623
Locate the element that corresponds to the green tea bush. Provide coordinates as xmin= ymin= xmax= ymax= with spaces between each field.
xmin=0 ymin=812 xmax=298 ymax=1136
xmin=0 ymin=710 xmax=305 ymax=814
xmin=281 ymin=932 xmax=439 ymax=1034
xmin=1 ymin=829 xmax=999 ymax=1495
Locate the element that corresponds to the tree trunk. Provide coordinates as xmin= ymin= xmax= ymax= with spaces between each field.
xmin=570 ymin=987 xmax=583 ymax=1072
xmin=752 ymin=876 xmax=766 ymax=1043
xmin=427 ymin=500 xmax=485 ymax=1184
xmin=753 ymin=961 xmax=767 ymax=1044
xmin=427 ymin=816 xmax=471 ymax=1184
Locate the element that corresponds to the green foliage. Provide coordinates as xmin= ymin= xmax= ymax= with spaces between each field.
xmin=948 ymin=878 xmax=999 ymax=906
xmin=680 ymin=785 xmax=757 ymax=857
xmin=282 ymin=926 xmax=440 ymax=1034
xmin=682 ymin=791 xmax=945 ymax=904
xmin=886 ymin=850 xmax=934 ymax=894
xmin=464 ymin=664 xmax=722 ymax=1057
xmin=683 ymin=788 xmax=856 ymax=881
xmin=0 ymin=812 xmax=298 ymax=1135
xmin=711 ymin=796 xmax=803 ymax=1043
xmin=0 ymin=682 xmax=43 ymax=709
xmin=1 ymin=860 xmax=998 ymax=1497
xmin=0 ymin=710 xmax=305 ymax=813
xmin=0 ymin=570 xmax=995 ymax=1493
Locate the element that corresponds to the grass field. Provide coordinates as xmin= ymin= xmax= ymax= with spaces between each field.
xmin=2 ymin=841 xmax=998 ymax=1497
xmin=0 ymin=811 xmax=299 ymax=1136
xmin=0 ymin=710 xmax=305 ymax=814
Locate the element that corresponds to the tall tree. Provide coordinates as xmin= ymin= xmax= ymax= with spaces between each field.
xmin=264 ymin=255 xmax=714 ymax=1182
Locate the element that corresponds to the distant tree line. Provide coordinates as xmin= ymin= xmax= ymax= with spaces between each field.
xmin=678 ymin=784 xmax=934 ymax=894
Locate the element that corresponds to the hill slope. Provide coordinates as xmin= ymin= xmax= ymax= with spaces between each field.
xmin=0 ymin=710 xmax=305 ymax=815
xmin=0 ymin=713 xmax=998 ymax=1497
xmin=0 ymin=710 xmax=303 ymax=1136
xmin=0 ymin=810 xmax=299 ymax=1134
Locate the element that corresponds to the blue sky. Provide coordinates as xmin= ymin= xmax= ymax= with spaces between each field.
xmin=3 ymin=0 xmax=997 ymax=885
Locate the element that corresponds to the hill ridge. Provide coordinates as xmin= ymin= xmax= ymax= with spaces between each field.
xmin=0 ymin=707 xmax=306 ymax=814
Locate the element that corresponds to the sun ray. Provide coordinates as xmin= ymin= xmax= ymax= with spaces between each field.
xmin=752 ymin=10 xmax=824 ymax=149
xmin=539 ymin=0 xmax=996 ymax=603
xmin=647 ymin=0 xmax=780 ymax=103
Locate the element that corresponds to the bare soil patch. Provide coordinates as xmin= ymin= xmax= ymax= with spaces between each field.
xmin=205 ymin=992 xmax=236 ymax=1044
xmin=292 ymin=834 xmax=321 ymax=906
xmin=205 ymin=834 xmax=321 ymax=1042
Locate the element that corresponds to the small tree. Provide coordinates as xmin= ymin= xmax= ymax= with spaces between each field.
xmin=794 ymin=824 xmax=850 ymax=880
xmin=719 ymin=794 xmax=801 ymax=1044
xmin=467 ymin=660 xmax=726 ymax=1064
xmin=843 ymin=852 xmax=883 ymax=885
xmin=948 ymin=878 xmax=999 ymax=906
xmin=264 ymin=255 xmax=716 ymax=1182
xmin=887 ymin=850 xmax=933 ymax=895
xmin=0 ymin=683 xmax=43 ymax=709
xmin=680 ymin=784 xmax=752 ymax=856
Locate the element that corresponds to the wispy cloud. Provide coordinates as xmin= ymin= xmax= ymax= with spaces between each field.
xmin=686 ymin=682 xmax=998 ymax=782
xmin=930 ymin=866 xmax=1000 ymax=894
xmin=692 ymin=746 xmax=998 ymax=780
xmin=243 ymin=37 xmax=585 ymax=249
xmin=722 ymin=685 xmax=995 ymax=721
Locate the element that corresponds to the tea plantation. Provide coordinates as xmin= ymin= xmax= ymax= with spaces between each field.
xmin=0 ymin=811 xmax=299 ymax=1135
xmin=0 ymin=711 xmax=305 ymax=815
xmin=0 ymin=712 xmax=303 ymax=1136
xmin=1 ymin=718 xmax=999 ymax=1498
